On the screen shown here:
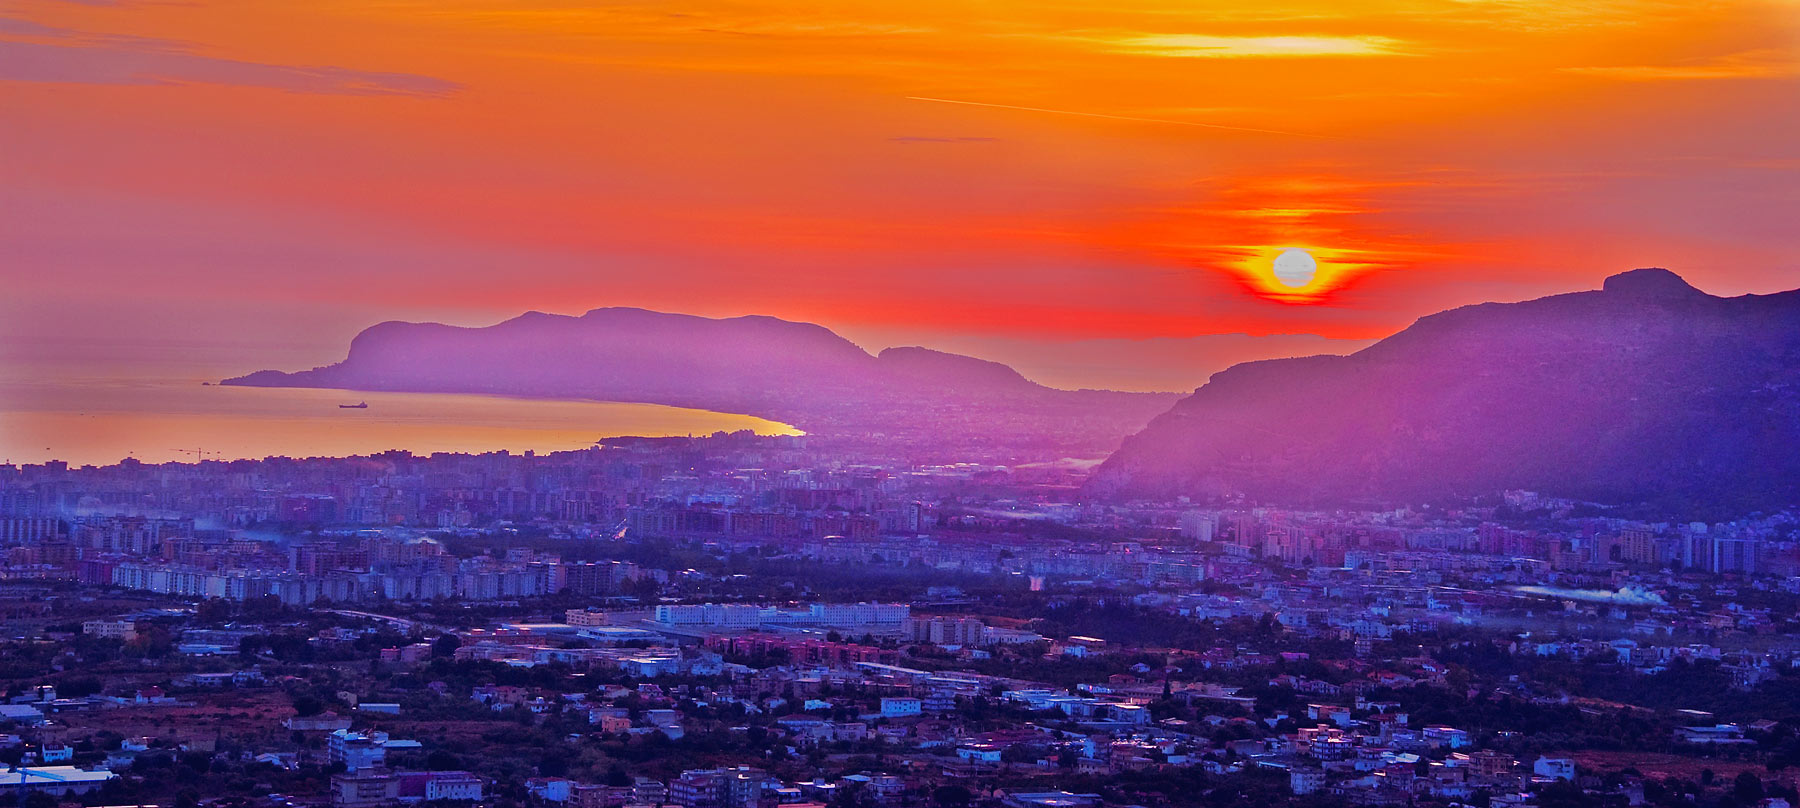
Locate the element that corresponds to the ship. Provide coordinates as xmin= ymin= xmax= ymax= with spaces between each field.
xmin=339 ymin=402 xmax=368 ymax=409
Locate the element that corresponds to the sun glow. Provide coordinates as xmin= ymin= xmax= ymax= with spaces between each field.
xmin=1216 ymin=244 xmax=1386 ymax=304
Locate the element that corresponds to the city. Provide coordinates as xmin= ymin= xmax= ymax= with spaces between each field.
xmin=3 ymin=432 xmax=1800 ymax=808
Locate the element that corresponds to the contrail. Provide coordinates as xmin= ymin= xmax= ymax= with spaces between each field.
xmin=905 ymin=96 xmax=1334 ymax=139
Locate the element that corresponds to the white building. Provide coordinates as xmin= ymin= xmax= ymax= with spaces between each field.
xmin=424 ymin=772 xmax=483 ymax=801
xmin=880 ymin=697 xmax=922 ymax=718
xmin=328 ymin=730 xmax=419 ymax=772
xmin=653 ymin=604 xmax=769 ymax=628
xmin=0 ymin=767 xmax=117 ymax=796
xmin=1533 ymin=757 xmax=1575 ymax=781
xmin=1290 ymin=767 xmax=1326 ymax=795
xmin=81 ymin=620 xmax=139 ymax=642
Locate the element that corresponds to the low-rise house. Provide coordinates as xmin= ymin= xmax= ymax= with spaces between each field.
xmin=0 ymin=706 xmax=44 ymax=726
xmin=0 ymin=766 xmax=118 ymax=796
xmin=528 ymin=777 xmax=574 ymax=802
xmin=1003 ymin=792 xmax=1101 ymax=808
xmin=1532 ymin=757 xmax=1575 ymax=781
xmin=1675 ymin=724 xmax=1752 ymax=745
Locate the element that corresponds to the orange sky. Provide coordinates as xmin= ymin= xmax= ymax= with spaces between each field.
xmin=2 ymin=0 xmax=1797 ymax=391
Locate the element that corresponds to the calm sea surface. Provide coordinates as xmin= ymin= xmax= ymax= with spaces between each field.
xmin=0 ymin=347 xmax=797 ymax=467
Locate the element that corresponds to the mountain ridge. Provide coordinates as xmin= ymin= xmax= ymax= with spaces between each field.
xmin=223 ymin=306 xmax=1181 ymax=456
xmin=1087 ymin=269 xmax=1800 ymax=513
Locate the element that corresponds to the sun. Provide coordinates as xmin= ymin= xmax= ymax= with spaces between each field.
xmin=1272 ymin=248 xmax=1317 ymax=288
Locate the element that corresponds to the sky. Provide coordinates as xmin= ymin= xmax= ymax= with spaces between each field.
xmin=2 ymin=0 xmax=1798 ymax=392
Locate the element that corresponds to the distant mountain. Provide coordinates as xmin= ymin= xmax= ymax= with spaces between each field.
xmin=1088 ymin=269 xmax=1800 ymax=513
xmin=224 ymin=307 xmax=1180 ymax=456
xmin=874 ymin=346 xmax=1041 ymax=393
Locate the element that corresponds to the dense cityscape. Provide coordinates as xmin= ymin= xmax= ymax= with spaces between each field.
xmin=2 ymin=432 xmax=1799 ymax=808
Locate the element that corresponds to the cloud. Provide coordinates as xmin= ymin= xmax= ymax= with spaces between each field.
xmin=0 ymin=17 xmax=70 ymax=36
xmin=889 ymin=136 xmax=999 ymax=143
xmin=0 ymin=16 xmax=461 ymax=96
xmin=406 ymin=7 xmax=931 ymax=41
xmin=905 ymin=96 xmax=1333 ymax=138
xmin=1562 ymin=49 xmax=1800 ymax=81
xmin=1100 ymin=33 xmax=1410 ymax=58
xmin=691 ymin=20 xmax=934 ymax=38
xmin=1441 ymin=0 xmax=1693 ymax=32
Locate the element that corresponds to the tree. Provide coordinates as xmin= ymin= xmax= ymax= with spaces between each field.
xmin=433 ymin=634 xmax=462 ymax=659
xmin=931 ymin=786 xmax=972 ymax=808
xmin=1001 ymin=745 xmax=1038 ymax=764
xmin=196 ymin=599 xmax=232 ymax=624
xmin=1734 ymin=771 xmax=1764 ymax=804
xmin=292 ymin=695 xmax=324 ymax=717
xmin=1536 ymin=780 xmax=1587 ymax=808
xmin=58 ymin=676 xmax=103 ymax=699
xmin=427 ymin=751 xmax=461 ymax=771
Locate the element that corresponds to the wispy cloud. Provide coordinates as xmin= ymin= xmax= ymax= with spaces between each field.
xmin=690 ymin=20 xmax=934 ymax=38
xmin=889 ymin=136 xmax=1000 ymax=144
xmin=404 ymin=6 xmax=930 ymax=41
xmin=1562 ymin=49 xmax=1800 ymax=81
xmin=1099 ymin=33 xmax=1410 ymax=58
xmin=0 ymin=16 xmax=461 ymax=96
xmin=905 ymin=96 xmax=1335 ymax=138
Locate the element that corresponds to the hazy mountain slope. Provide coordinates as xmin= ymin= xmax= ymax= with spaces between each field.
xmin=1088 ymin=269 xmax=1800 ymax=511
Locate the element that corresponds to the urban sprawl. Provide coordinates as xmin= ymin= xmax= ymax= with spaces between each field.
xmin=2 ymin=433 xmax=1800 ymax=808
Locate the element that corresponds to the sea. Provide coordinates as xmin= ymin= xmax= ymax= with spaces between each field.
xmin=0 ymin=341 xmax=797 ymax=468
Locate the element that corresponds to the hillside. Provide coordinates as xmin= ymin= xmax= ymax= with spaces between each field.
xmin=1088 ymin=269 xmax=1800 ymax=512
